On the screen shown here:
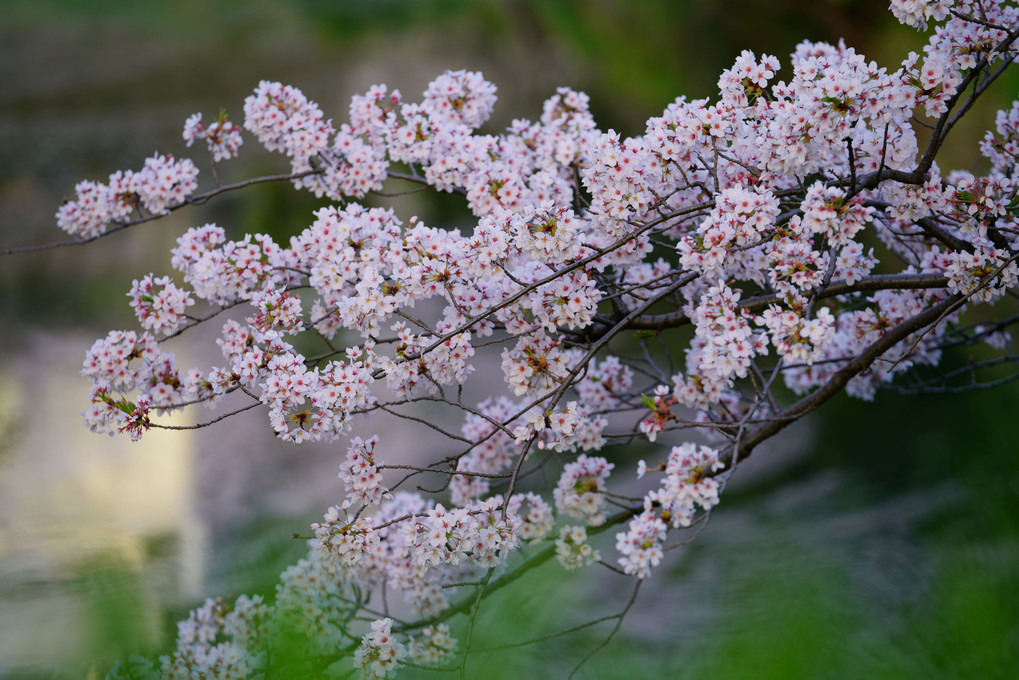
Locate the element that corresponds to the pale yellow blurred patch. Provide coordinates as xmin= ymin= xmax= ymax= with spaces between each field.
xmin=0 ymin=330 xmax=206 ymax=672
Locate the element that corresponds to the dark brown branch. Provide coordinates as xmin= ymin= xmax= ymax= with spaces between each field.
xmin=719 ymin=293 xmax=964 ymax=469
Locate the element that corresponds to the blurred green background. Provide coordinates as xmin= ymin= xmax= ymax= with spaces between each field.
xmin=1 ymin=1 xmax=1017 ymax=678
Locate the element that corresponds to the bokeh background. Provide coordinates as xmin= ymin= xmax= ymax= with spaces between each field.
xmin=1 ymin=1 xmax=1018 ymax=678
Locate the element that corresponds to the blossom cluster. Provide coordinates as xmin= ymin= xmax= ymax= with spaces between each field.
xmin=552 ymin=454 xmax=615 ymax=526
xmin=555 ymin=525 xmax=601 ymax=570
xmin=339 ymin=435 xmax=390 ymax=507
xmin=406 ymin=624 xmax=457 ymax=666
xmin=57 ymin=154 xmax=199 ymax=238
xmin=614 ymin=444 xmax=724 ymax=578
xmin=354 ymin=618 xmax=406 ymax=680
xmin=128 ymin=274 xmax=195 ymax=335
xmin=183 ymin=111 xmax=244 ymax=161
